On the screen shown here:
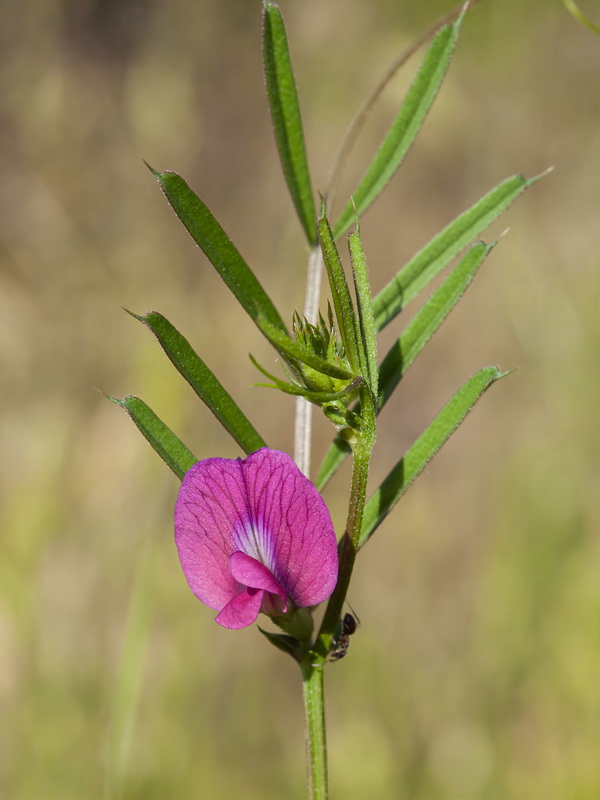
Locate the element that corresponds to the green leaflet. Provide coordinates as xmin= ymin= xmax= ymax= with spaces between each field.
xmin=359 ymin=366 xmax=509 ymax=545
xmin=377 ymin=240 xmax=494 ymax=409
xmin=349 ymin=222 xmax=378 ymax=398
xmin=315 ymin=241 xmax=494 ymax=491
xmin=151 ymin=168 xmax=287 ymax=333
xmin=107 ymin=394 xmax=197 ymax=480
xmin=372 ymin=173 xmax=538 ymax=331
xmin=130 ymin=311 xmax=266 ymax=454
xmin=333 ymin=12 xmax=463 ymax=240
xmin=318 ymin=208 xmax=362 ymax=374
xmin=263 ymin=1 xmax=316 ymax=243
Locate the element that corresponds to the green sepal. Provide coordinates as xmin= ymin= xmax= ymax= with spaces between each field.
xmin=251 ymin=355 xmax=361 ymax=404
xmin=106 ymin=394 xmax=197 ymax=480
xmin=333 ymin=10 xmax=464 ymax=239
xmin=372 ymin=173 xmax=540 ymax=331
xmin=257 ymin=627 xmax=302 ymax=661
xmin=359 ymin=366 xmax=509 ymax=545
xmin=129 ymin=310 xmax=266 ymax=455
xmin=262 ymin=1 xmax=317 ymax=243
xmin=149 ymin=167 xmax=287 ymax=333
xmin=272 ymin=606 xmax=314 ymax=642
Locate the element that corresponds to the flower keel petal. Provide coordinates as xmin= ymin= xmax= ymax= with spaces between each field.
xmin=215 ymin=588 xmax=265 ymax=629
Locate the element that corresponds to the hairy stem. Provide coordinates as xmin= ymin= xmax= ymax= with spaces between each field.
xmin=300 ymin=661 xmax=328 ymax=800
xmin=315 ymin=426 xmax=374 ymax=658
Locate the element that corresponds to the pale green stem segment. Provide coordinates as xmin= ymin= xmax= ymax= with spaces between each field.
xmin=300 ymin=662 xmax=328 ymax=800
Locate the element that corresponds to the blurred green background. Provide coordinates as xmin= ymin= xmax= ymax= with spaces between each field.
xmin=1 ymin=0 xmax=599 ymax=798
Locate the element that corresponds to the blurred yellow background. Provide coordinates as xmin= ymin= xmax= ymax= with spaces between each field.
xmin=1 ymin=0 xmax=599 ymax=798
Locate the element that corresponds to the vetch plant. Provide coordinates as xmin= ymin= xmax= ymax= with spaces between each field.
xmin=108 ymin=1 xmax=544 ymax=797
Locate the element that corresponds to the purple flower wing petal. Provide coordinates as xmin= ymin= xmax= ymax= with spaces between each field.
xmin=215 ymin=588 xmax=264 ymax=629
xmin=174 ymin=457 xmax=254 ymax=610
xmin=240 ymin=450 xmax=338 ymax=607
xmin=230 ymin=552 xmax=287 ymax=609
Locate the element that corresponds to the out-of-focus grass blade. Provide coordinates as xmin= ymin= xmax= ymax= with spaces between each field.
xmin=333 ymin=12 xmax=463 ymax=240
xmin=359 ymin=365 xmax=509 ymax=545
xmin=150 ymin=167 xmax=287 ymax=333
xmin=563 ymin=0 xmax=600 ymax=36
xmin=256 ymin=312 xmax=356 ymax=380
xmin=378 ymin=240 xmax=494 ymax=409
xmin=263 ymin=1 xmax=316 ymax=243
xmin=107 ymin=394 xmax=197 ymax=480
xmin=349 ymin=221 xmax=378 ymax=397
xmin=131 ymin=311 xmax=266 ymax=455
xmin=106 ymin=542 xmax=154 ymax=800
xmin=315 ymin=241 xmax=494 ymax=490
xmin=372 ymin=173 xmax=538 ymax=331
xmin=319 ymin=206 xmax=362 ymax=373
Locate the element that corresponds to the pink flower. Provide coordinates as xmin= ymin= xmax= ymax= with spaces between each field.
xmin=174 ymin=448 xmax=339 ymax=629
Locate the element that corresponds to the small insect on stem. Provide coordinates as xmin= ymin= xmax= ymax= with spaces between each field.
xmin=327 ymin=612 xmax=359 ymax=662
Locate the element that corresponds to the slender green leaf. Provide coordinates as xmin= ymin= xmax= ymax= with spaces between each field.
xmin=378 ymin=240 xmax=494 ymax=409
xmin=107 ymin=394 xmax=197 ymax=480
xmin=256 ymin=312 xmax=356 ymax=380
xmin=150 ymin=167 xmax=286 ymax=332
xmin=359 ymin=366 xmax=509 ymax=545
xmin=263 ymin=1 xmax=316 ymax=243
xmin=333 ymin=13 xmax=463 ymax=239
xmin=315 ymin=241 xmax=495 ymax=490
xmin=349 ymin=221 xmax=378 ymax=397
xmin=372 ymin=173 xmax=538 ymax=331
xmin=318 ymin=207 xmax=362 ymax=373
xmin=131 ymin=311 xmax=266 ymax=454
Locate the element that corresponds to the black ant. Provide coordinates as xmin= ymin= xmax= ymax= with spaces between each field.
xmin=327 ymin=611 xmax=359 ymax=662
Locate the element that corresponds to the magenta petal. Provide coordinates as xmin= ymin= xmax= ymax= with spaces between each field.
xmin=174 ymin=456 xmax=253 ymax=610
xmin=238 ymin=450 xmax=338 ymax=607
xmin=215 ymin=588 xmax=264 ymax=629
xmin=174 ymin=448 xmax=338 ymax=624
xmin=230 ymin=551 xmax=287 ymax=612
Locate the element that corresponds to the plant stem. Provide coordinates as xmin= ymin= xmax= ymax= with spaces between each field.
xmin=300 ymin=661 xmax=328 ymax=800
xmin=316 ymin=426 xmax=374 ymax=657
xmin=294 ymin=246 xmax=324 ymax=476
xmin=299 ymin=406 xmax=375 ymax=799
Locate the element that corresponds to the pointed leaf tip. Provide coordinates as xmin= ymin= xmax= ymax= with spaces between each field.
xmin=143 ymin=159 xmax=160 ymax=178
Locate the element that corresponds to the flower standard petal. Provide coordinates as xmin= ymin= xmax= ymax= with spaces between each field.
xmin=174 ymin=456 xmax=252 ymax=611
xmin=174 ymin=448 xmax=338 ymax=626
xmin=240 ymin=449 xmax=338 ymax=607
